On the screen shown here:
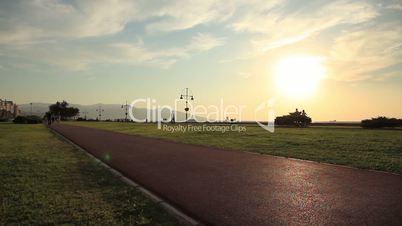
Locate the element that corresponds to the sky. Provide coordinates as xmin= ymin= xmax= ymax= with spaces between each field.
xmin=0 ymin=0 xmax=401 ymax=121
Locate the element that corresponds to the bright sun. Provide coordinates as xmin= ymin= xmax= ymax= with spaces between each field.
xmin=274 ymin=55 xmax=325 ymax=98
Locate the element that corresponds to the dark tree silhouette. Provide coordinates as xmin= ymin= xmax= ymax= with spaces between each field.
xmin=13 ymin=115 xmax=42 ymax=124
xmin=48 ymin=101 xmax=79 ymax=120
xmin=361 ymin=117 xmax=402 ymax=128
xmin=275 ymin=108 xmax=312 ymax=127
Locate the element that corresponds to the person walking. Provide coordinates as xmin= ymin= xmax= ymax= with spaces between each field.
xmin=46 ymin=112 xmax=52 ymax=125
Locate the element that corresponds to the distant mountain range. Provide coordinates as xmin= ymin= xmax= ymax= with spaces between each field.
xmin=18 ymin=102 xmax=200 ymax=121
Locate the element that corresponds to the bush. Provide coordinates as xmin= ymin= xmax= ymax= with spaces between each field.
xmin=13 ymin=116 xmax=27 ymax=124
xmin=13 ymin=115 xmax=42 ymax=124
xmin=26 ymin=115 xmax=42 ymax=124
xmin=361 ymin=117 xmax=402 ymax=128
xmin=275 ymin=109 xmax=312 ymax=127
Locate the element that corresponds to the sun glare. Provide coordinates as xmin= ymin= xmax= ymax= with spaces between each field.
xmin=274 ymin=55 xmax=325 ymax=98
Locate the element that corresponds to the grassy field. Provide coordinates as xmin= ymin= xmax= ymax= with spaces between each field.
xmin=0 ymin=124 xmax=181 ymax=225
xmin=64 ymin=121 xmax=402 ymax=174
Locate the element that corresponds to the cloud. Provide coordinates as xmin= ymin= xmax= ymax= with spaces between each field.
xmin=0 ymin=0 xmax=234 ymax=45
xmin=0 ymin=0 xmax=381 ymax=46
xmin=111 ymin=33 xmax=225 ymax=68
xmin=144 ymin=0 xmax=235 ymax=33
xmin=0 ymin=0 xmax=227 ymax=70
xmin=111 ymin=42 xmax=184 ymax=68
xmin=0 ymin=0 xmax=379 ymax=49
xmin=220 ymin=0 xmax=401 ymax=82
xmin=0 ymin=0 xmax=399 ymax=82
xmin=188 ymin=33 xmax=225 ymax=51
xmin=0 ymin=0 xmax=139 ymax=44
xmin=72 ymin=0 xmax=138 ymax=37
xmin=373 ymin=71 xmax=402 ymax=81
xmin=385 ymin=4 xmax=402 ymax=10
xmin=328 ymin=23 xmax=402 ymax=81
xmin=2 ymin=43 xmax=102 ymax=72
xmin=232 ymin=0 xmax=378 ymax=51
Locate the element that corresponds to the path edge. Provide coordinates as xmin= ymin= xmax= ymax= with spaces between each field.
xmin=49 ymin=126 xmax=202 ymax=226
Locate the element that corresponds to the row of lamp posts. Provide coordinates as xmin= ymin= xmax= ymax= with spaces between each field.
xmin=87 ymin=88 xmax=195 ymax=122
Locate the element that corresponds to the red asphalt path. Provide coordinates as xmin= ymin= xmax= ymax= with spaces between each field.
xmin=51 ymin=124 xmax=402 ymax=226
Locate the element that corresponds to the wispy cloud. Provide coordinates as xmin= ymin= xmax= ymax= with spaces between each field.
xmin=0 ymin=0 xmax=233 ymax=44
xmin=111 ymin=33 xmax=225 ymax=68
xmin=144 ymin=1 xmax=235 ymax=33
xmin=1 ymin=32 xmax=225 ymax=71
xmin=234 ymin=0 xmax=379 ymax=51
xmin=0 ymin=0 xmax=138 ymax=44
xmin=328 ymin=23 xmax=402 ymax=81
xmin=0 ymin=0 xmax=400 ymax=82
xmin=188 ymin=33 xmax=225 ymax=52
xmin=384 ymin=3 xmax=402 ymax=10
xmin=0 ymin=1 xmax=228 ymax=70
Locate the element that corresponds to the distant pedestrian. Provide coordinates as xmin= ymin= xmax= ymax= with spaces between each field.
xmin=46 ymin=112 xmax=52 ymax=125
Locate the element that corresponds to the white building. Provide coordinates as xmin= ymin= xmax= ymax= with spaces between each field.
xmin=0 ymin=99 xmax=20 ymax=119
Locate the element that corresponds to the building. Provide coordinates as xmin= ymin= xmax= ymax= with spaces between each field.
xmin=0 ymin=99 xmax=20 ymax=119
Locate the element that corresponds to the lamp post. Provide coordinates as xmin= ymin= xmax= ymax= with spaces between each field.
xmin=121 ymin=101 xmax=129 ymax=122
xmin=179 ymin=88 xmax=194 ymax=122
xmin=30 ymin=103 xmax=33 ymax=116
xmin=96 ymin=106 xmax=104 ymax=121
xmin=171 ymin=110 xmax=175 ymax=123
xmin=82 ymin=111 xmax=88 ymax=120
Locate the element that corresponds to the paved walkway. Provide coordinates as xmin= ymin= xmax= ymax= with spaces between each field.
xmin=51 ymin=124 xmax=402 ymax=226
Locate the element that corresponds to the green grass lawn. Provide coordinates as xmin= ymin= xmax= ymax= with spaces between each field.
xmin=0 ymin=124 xmax=181 ymax=225
xmin=65 ymin=121 xmax=402 ymax=174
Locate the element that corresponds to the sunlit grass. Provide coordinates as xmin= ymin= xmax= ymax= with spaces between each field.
xmin=0 ymin=124 xmax=181 ymax=225
xmin=65 ymin=121 xmax=402 ymax=173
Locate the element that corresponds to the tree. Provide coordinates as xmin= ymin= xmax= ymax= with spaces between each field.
xmin=361 ymin=117 xmax=402 ymax=128
xmin=48 ymin=101 xmax=79 ymax=120
xmin=275 ymin=108 xmax=312 ymax=127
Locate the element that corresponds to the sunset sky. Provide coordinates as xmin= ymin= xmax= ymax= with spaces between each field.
xmin=1 ymin=0 xmax=401 ymax=121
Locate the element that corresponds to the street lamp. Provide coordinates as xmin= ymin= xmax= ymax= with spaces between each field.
xmin=179 ymin=88 xmax=194 ymax=122
xmin=30 ymin=103 xmax=33 ymax=116
xmin=121 ymin=101 xmax=129 ymax=122
xmin=96 ymin=106 xmax=104 ymax=121
xmin=82 ymin=111 xmax=88 ymax=120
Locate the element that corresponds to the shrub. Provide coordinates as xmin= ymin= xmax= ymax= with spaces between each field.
xmin=13 ymin=116 xmax=27 ymax=124
xmin=361 ymin=117 xmax=402 ymax=128
xmin=26 ymin=115 xmax=42 ymax=124
xmin=13 ymin=115 xmax=42 ymax=124
xmin=275 ymin=109 xmax=312 ymax=127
